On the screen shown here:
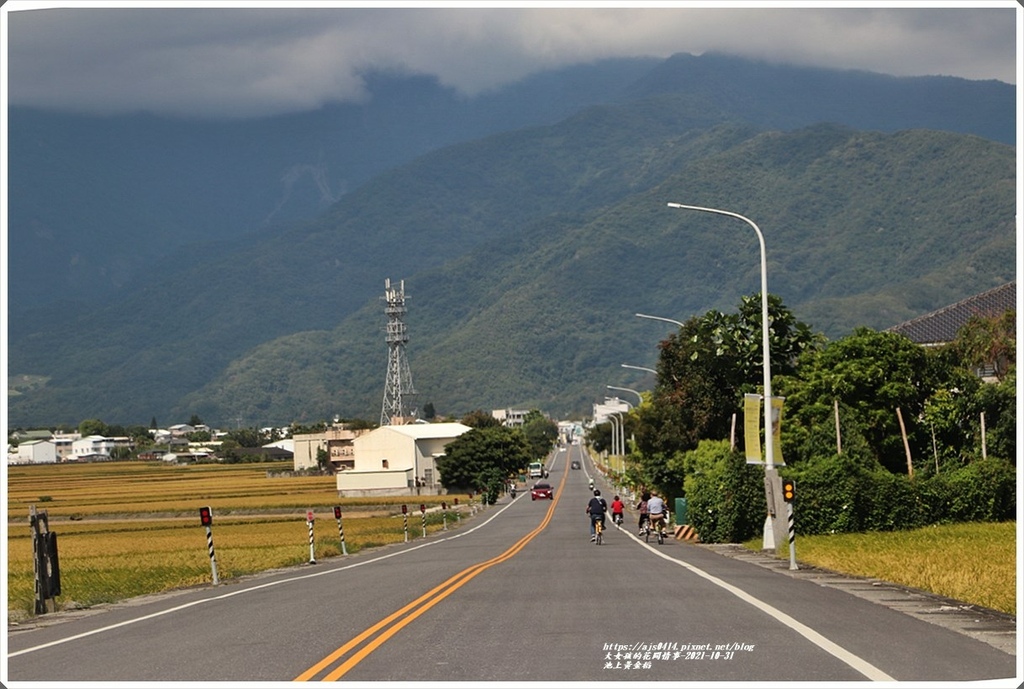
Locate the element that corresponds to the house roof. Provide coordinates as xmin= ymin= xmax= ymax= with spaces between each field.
xmin=886 ymin=281 xmax=1016 ymax=345
xmin=379 ymin=423 xmax=472 ymax=441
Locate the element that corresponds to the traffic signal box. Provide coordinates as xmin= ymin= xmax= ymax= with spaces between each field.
xmin=199 ymin=506 xmax=213 ymax=526
xmin=333 ymin=506 xmax=341 ymax=519
xmin=782 ymin=479 xmax=795 ymax=503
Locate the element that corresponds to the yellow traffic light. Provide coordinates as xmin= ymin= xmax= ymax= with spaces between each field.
xmin=782 ymin=479 xmax=795 ymax=503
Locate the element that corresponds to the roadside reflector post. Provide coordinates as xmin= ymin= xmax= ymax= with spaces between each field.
xmin=441 ymin=501 xmax=448 ymax=530
xmin=198 ymin=506 xmax=219 ymax=586
xmin=454 ymin=497 xmax=460 ymax=523
xmin=402 ymin=504 xmax=409 ymax=542
xmin=333 ymin=505 xmax=347 ymax=556
xmin=306 ymin=510 xmax=316 ymax=564
xmin=420 ymin=503 xmax=427 ymax=538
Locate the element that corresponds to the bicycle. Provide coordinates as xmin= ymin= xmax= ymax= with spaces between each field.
xmin=650 ymin=513 xmax=667 ymax=545
xmin=593 ymin=516 xmax=604 ymax=545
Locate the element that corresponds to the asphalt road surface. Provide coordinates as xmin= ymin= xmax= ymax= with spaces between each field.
xmin=6 ymin=444 xmax=1018 ymax=686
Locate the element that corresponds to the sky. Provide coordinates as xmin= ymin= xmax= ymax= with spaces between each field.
xmin=2 ymin=1 xmax=1020 ymax=121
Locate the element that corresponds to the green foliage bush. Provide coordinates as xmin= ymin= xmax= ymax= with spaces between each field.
xmin=683 ymin=441 xmax=764 ymax=544
xmin=684 ymin=446 xmax=1015 ymax=542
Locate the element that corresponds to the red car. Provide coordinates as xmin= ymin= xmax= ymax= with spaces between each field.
xmin=531 ymin=482 xmax=554 ymax=500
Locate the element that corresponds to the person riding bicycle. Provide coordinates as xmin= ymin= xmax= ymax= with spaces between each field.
xmin=586 ymin=489 xmax=607 ymax=542
xmin=610 ymin=495 xmax=624 ymax=525
xmin=647 ymin=491 xmax=667 ymax=536
xmin=637 ymin=491 xmax=650 ymax=535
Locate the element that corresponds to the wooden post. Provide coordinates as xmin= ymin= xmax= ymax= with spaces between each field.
xmin=730 ymin=413 xmax=737 ymax=451
xmin=980 ymin=412 xmax=987 ymax=459
xmin=833 ymin=399 xmax=842 ymax=455
xmin=896 ymin=407 xmax=913 ymax=478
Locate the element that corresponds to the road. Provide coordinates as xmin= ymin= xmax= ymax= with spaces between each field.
xmin=5 ymin=444 xmax=1018 ymax=685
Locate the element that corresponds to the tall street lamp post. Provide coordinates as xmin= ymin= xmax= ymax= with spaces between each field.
xmin=667 ymin=202 xmax=779 ymax=551
xmin=621 ymin=363 xmax=656 ymax=375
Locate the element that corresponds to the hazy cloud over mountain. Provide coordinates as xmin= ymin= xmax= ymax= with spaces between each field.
xmin=5 ymin=2 xmax=1018 ymax=120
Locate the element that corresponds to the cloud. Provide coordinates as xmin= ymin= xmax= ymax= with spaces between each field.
xmin=4 ymin=4 xmax=1017 ymax=120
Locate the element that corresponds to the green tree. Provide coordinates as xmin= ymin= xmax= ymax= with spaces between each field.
xmin=522 ymin=410 xmax=558 ymax=459
xmin=776 ymin=328 xmax=944 ymax=473
xmin=640 ymin=293 xmax=820 ymax=456
xmin=954 ymin=310 xmax=1015 ymax=380
xmin=422 ymin=402 xmax=436 ymax=420
xmin=436 ymin=426 xmax=531 ymax=502
xmin=78 ymin=419 xmax=108 ymax=437
xmin=460 ymin=409 xmax=502 ymax=428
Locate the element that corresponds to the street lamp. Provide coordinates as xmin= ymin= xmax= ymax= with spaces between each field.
xmin=667 ymin=202 xmax=774 ymax=468
xmin=635 ymin=312 xmax=684 ymax=329
xmin=667 ymin=202 xmax=779 ymax=551
xmin=621 ymin=363 xmax=656 ymax=375
xmin=607 ymin=385 xmax=642 ymax=408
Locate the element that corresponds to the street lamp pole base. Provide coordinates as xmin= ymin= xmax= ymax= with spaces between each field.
xmin=762 ymin=514 xmax=775 ymax=551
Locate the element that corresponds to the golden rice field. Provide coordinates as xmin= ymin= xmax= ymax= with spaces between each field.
xmin=754 ymin=520 xmax=1017 ymax=615
xmin=6 ymin=461 xmax=473 ymax=619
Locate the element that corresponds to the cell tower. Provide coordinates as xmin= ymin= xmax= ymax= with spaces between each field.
xmin=380 ymin=278 xmax=417 ymax=426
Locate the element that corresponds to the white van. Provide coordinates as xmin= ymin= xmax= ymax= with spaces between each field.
xmin=528 ymin=461 xmax=544 ymax=478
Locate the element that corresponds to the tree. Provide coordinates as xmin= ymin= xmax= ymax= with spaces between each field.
xmin=422 ymin=402 xmax=436 ymax=420
xmin=639 ymin=294 xmax=821 ymax=456
xmin=78 ymin=419 xmax=108 ymax=437
xmin=188 ymin=414 xmax=205 ymax=427
xmin=776 ymin=328 xmax=943 ymax=473
xmin=436 ymin=426 xmax=531 ymax=502
xmin=954 ymin=310 xmax=1015 ymax=381
xmin=521 ymin=410 xmax=558 ymax=459
xmin=460 ymin=409 xmax=502 ymax=428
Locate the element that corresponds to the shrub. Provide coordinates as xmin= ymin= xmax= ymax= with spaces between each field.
xmin=944 ymin=458 xmax=1016 ymax=522
xmin=683 ymin=441 xmax=764 ymax=543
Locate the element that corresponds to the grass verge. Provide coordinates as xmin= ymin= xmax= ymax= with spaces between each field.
xmin=745 ymin=521 xmax=1016 ymax=615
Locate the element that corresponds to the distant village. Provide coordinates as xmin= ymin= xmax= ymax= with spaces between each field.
xmin=7 ymin=410 xmax=587 ymax=499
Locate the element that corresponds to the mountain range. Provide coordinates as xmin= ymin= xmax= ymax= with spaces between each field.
xmin=6 ymin=52 xmax=1017 ymax=428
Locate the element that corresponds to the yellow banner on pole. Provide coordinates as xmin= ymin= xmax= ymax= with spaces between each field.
xmin=770 ymin=396 xmax=786 ymax=466
xmin=743 ymin=393 xmax=762 ymax=464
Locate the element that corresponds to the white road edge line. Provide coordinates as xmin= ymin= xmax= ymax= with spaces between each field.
xmin=629 ymin=530 xmax=895 ymax=682
xmin=8 ymin=501 xmax=516 ymax=658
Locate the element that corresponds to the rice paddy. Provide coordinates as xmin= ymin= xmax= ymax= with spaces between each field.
xmin=5 ymin=461 xmax=471 ymax=619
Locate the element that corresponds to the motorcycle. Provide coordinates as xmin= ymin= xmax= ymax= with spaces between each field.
xmin=509 ymin=486 xmax=517 ymax=499
xmin=613 ymin=512 xmax=623 ymax=527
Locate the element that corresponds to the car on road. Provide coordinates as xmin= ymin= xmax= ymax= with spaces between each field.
xmin=570 ymin=460 xmax=580 ymax=470
xmin=530 ymin=482 xmax=554 ymax=500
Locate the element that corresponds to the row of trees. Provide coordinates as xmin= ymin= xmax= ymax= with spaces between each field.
xmin=591 ymin=293 xmax=1016 ymax=542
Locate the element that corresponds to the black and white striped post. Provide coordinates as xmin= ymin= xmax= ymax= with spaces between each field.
xmin=453 ymin=498 xmax=460 ymax=524
xmin=420 ymin=503 xmax=427 ymax=538
xmin=306 ymin=510 xmax=316 ymax=564
xmin=441 ymin=501 xmax=448 ymax=531
xmin=402 ymin=504 xmax=409 ymax=542
xmin=198 ymin=506 xmax=219 ymax=586
xmin=333 ymin=505 xmax=347 ymax=556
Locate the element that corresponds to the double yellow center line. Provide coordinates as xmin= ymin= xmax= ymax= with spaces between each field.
xmin=295 ymin=458 xmax=567 ymax=681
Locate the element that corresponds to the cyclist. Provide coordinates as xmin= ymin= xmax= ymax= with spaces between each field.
xmin=610 ymin=494 xmax=625 ymax=526
xmin=586 ymin=489 xmax=607 ymax=542
xmin=636 ymin=491 xmax=650 ymax=535
xmin=647 ymin=491 xmax=667 ymax=538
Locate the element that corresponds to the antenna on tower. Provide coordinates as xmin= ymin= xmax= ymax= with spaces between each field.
xmin=380 ymin=278 xmax=417 ymax=426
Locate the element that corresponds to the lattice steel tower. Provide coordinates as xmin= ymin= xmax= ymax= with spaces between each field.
xmin=379 ymin=278 xmax=417 ymax=426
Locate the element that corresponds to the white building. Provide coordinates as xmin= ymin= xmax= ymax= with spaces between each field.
xmin=11 ymin=439 xmax=58 ymax=464
xmin=336 ymin=423 xmax=472 ymax=497
xmin=70 ymin=436 xmax=119 ymax=462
